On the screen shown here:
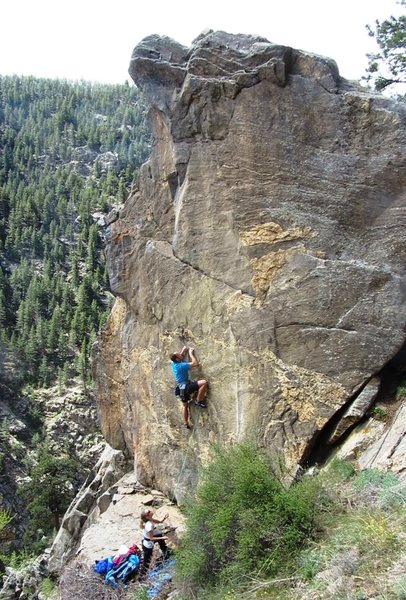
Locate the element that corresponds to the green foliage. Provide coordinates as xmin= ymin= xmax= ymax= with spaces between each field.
xmin=0 ymin=508 xmax=13 ymax=532
xmin=298 ymin=545 xmax=326 ymax=581
xmin=333 ymin=510 xmax=399 ymax=556
xmin=292 ymin=466 xmax=406 ymax=600
xmin=0 ymin=74 xmax=150 ymax=388
xmin=40 ymin=577 xmax=56 ymax=598
xmin=297 ymin=508 xmax=401 ymax=593
xmin=0 ymin=418 xmax=11 ymax=452
xmin=353 ymin=468 xmax=406 ymax=509
xmin=326 ymin=457 xmax=356 ymax=482
xmin=18 ymin=441 xmax=80 ymax=543
xmin=353 ymin=469 xmax=400 ymax=493
xmin=23 ymin=386 xmax=45 ymax=431
xmin=397 ymin=382 xmax=406 ymax=397
xmin=180 ymin=460 xmax=405 ymax=599
xmin=365 ymin=1 xmax=406 ymax=91
xmin=0 ymin=548 xmax=35 ymax=569
xmin=371 ymin=406 xmax=389 ymax=421
xmin=176 ymin=443 xmax=322 ymax=592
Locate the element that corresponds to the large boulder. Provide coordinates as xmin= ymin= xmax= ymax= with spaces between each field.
xmin=93 ymin=31 xmax=406 ymax=500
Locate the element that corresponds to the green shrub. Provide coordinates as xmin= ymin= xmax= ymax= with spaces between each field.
xmin=40 ymin=577 xmax=56 ymax=598
xmin=326 ymin=458 xmax=356 ymax=482
xmin=345 ymin=511 xmax=399 ymax=554
xmin=397 ymin=383 xmax=406 ymax=398
xmin=296 ymin=508 xmax=400 ymax=590
xmin=353 ymin=469 xmax=406 ymax=509
xmin=0 ymin=548 xmax=35 ymax=569
xmin=353 ymin=469 xmax=399 ymax=490
xmin=371 ymin=406 xmax=388 ymax=421
xmin=18 ymin=441 xmax=80 ymax=544
xmin=176 ymin=443 xmax=322 ymax=591
xmin=298 ymin=546 xmax=325 ymax=580
xmin=0 ymin=509 xmax=13 ymax=532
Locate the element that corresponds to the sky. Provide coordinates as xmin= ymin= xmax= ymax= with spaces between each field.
xmin=0 ymin=0 xmax=403 ymax=86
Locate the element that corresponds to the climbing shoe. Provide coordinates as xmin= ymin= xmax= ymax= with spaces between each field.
xmin=185 ymin=423 xmax=192 ymax=430
xmin=194 ymin=401 xmax=206 ymax=408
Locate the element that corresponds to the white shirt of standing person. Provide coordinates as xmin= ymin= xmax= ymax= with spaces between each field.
xmin=143 ymin=521 xmax=154 ymax=549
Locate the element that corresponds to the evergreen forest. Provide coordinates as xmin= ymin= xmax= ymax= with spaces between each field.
xmin=0 ymin=75 xmax=150 ymax=388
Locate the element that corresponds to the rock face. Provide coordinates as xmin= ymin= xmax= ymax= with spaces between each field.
xmin=47 ymin=445 xmax=185 ymax=578
xmin=48 ymin=445 xmax=131 ymax=574
xmin=35 ymin=383 xmax=104 ymax=471
xmin=327 ymin=377 xmax=381 ymax=445
xmin=94 ymin=31 xmax=406 ymax=500
xmin=337 ymin=399 xmax=406 ymax=478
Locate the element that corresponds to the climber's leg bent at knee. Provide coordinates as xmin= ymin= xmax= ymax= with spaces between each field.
xmin=196 ymin=379 xmax=208 ymax=405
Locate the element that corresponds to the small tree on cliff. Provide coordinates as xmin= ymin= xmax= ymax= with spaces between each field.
xmin=365 ymin=0 xmax=406 ymax=91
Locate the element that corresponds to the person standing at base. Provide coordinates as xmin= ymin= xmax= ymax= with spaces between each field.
xmin=170 ymin=346 xmax=208 ymax=429
xmin=140 ymin=509 xmax=169 ymax=576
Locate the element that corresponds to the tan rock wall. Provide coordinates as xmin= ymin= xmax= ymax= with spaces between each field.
xmin=94 ymin=32 xmax=406 ymax=500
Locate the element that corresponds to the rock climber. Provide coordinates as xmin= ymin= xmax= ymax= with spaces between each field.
xmin=170 ymin=345 xmax=208 ymax=429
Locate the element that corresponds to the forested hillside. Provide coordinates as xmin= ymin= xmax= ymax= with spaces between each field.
xmin=0 ymin=75 xmax=150 ymax=387
xmin=0 ymin=75 xmax=150 ymax=553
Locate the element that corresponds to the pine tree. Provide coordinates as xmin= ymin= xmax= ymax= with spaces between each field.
xmin=38 ymin=356 xmax=50 ymax=387
xmin=77 ymin=338 xmax=88 ymax=387
xmin=0 ymin=290 xmax=6 ymax=328
xmin=0 ymin=74 xmax=150 ymax=390
xmin=86 ymin=224 xmax=99 ymax=272
xmin=19 ymin=441 xmax=79 ymax=539
xmin=47 ymin=306 xmax=62 ymax=354
xmin=25 ymin=327 xmax=39 ymax=372
xmin=365 ymin=1 xmax=406 ymax=91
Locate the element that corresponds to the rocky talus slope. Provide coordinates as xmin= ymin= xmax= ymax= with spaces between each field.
xmin=0 ymin=336 xmax=104 ymax=553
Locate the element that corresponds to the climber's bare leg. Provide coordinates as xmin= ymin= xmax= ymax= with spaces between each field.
xmin=196 ymin=379 xmax=208 ymax=404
